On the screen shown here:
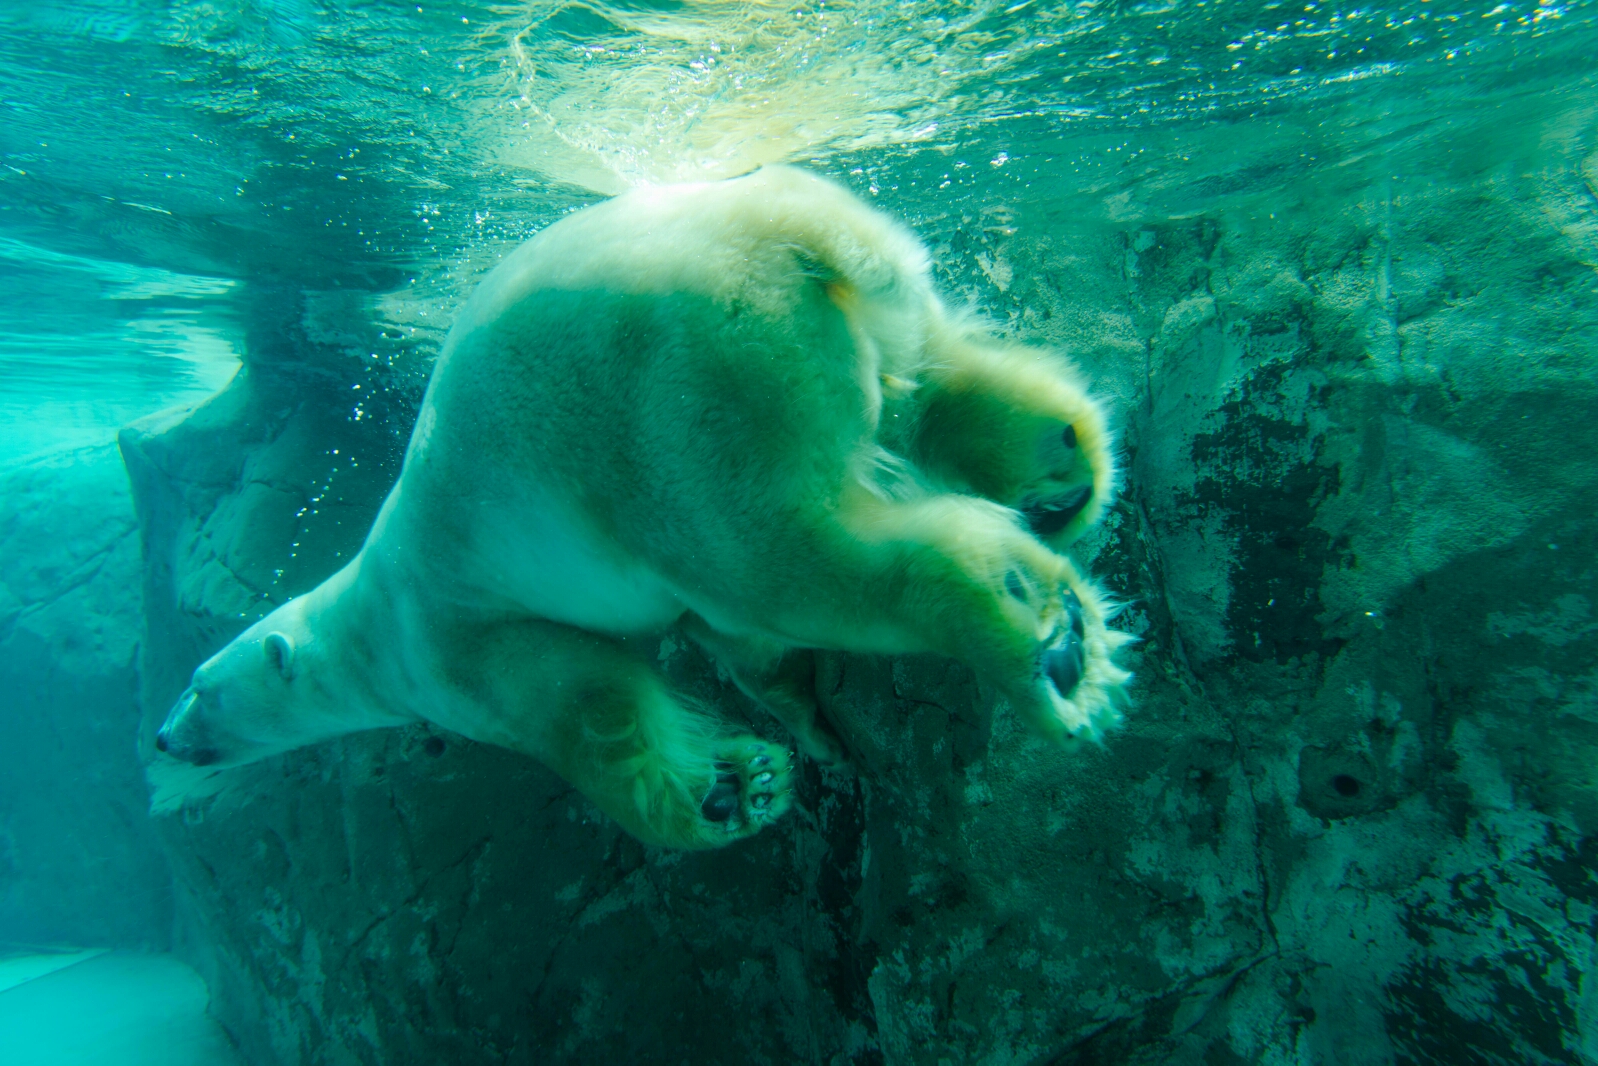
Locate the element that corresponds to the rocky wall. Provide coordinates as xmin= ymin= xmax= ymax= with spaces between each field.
xmin=0 ymin=444 xmax=172 ymax=950
xmin=125 ymin=127 xmax=1598 ymax=1065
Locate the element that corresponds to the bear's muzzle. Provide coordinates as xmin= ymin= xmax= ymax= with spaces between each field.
xmin=156 ymin=691 xmax=222 ymax=766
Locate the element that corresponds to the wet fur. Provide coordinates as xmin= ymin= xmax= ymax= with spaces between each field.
xmin=154 ymin=167 xmax=1129 ymax=849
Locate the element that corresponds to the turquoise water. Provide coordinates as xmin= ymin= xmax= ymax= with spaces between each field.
xmin=3 ymin=2 xmax=1598 ymax=1064
xmin=1 ymin=0 xmax=1591 ymax=458
xmin=0 ymin=236 xmax=238 ymax=462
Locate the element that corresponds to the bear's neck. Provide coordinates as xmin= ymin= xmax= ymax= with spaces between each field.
xmin=291 ymin=554 xmax=425 ymax=733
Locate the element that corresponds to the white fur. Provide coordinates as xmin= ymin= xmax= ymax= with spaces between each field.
xmin=153 ymin=167 xmax=1130 ymax=849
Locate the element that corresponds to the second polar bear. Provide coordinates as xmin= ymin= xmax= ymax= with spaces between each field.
xmin=155 ymin=167 xmax=1132 ymax=849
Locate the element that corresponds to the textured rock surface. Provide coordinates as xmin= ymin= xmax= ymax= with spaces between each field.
xmin=0 ymin=444 xmax=172 ymax=949
xmin=125 ymin=122 xmax=1598 ymax=1064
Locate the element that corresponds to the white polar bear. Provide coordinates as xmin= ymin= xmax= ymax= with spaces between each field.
xmin=155 ymin=167 xmax=1131 ymax=849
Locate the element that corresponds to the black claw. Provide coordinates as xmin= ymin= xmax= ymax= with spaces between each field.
xmin=1044 ymin=631 xmax=1087 ymax=698
xmin=1063 ymin=588 xmax=1086 ymax=638
xmin=1004 ymin=571 xmax=1026 ymax=600
xmin=701 ymin=772 xmax=740 ymax=823
xmin=1023 ymin=486 xmax=1092 ymax=536
xmin=1062 ymin=424 xmax=1078 ymax=449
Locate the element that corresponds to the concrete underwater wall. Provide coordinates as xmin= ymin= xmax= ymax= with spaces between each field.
xmin=121 ymin=122 xmax=1598 ymax=1065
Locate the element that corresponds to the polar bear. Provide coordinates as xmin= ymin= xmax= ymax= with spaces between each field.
xmin=154 ymin=167 xmax=1131 ymax=849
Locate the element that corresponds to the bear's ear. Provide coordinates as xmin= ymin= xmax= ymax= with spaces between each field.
xmin=263 ymin=632 xmax=296 ymax=681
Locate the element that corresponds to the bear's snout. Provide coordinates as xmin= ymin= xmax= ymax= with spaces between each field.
xmin=157 ymin=691 xmax=223 ymax=766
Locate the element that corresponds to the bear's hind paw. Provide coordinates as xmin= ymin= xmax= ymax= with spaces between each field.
xmin=699 ymin=738 xmax=793 ymax=838
xmin=1022 ymin=585 xmax=1133 ymax=744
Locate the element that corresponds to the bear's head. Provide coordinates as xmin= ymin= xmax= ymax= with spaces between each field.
xmin=155 ymin=608 xmax=323 ymax=768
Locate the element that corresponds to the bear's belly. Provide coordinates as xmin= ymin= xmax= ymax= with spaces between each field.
xmin=467 ymin=487 xmax=687 ymax=637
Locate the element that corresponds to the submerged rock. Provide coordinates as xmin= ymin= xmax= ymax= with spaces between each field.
xmin=0 ymin=445 xmax=171 ymax=950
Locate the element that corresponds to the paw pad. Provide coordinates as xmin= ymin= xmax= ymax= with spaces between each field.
xmin=1022 ymin=486 xmax=1092 ymax=537
xmin=701 ymin=769 xmax=741 ymax=823
xmin=699 ymin=740 xmax=793 ymax=834
xmin=1043 ymin=590 xmax=1087 ymax=697
xmin=1021 ymin=580 xmax=1133 ymax=745
xmin=1016 ymin=409 xmax=1111 ymax=544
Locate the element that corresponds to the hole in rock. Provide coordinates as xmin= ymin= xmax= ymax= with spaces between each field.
xmin=423 ymin=736 xmax=446 ymax=757
xmin=1332 ymin=773 xmax=1361 ymax=797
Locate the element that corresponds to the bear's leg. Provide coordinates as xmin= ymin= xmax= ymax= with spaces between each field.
xmin=445 ymin=617 xmax=794 ymax=849
xmin=788 ymin=493 xmax=1131 ymax=743
xmin=679 ymin=614 xmax=847 ymax=767
xmin=902 ymin=338 xmax=1115 ymax=546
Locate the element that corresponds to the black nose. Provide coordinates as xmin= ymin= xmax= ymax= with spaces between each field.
xmin=155 ymin=729 xmax=169 ymax=753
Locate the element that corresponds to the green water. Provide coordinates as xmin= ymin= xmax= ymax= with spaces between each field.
xmin=2 ymin=2 xmax=1596 ymax=1064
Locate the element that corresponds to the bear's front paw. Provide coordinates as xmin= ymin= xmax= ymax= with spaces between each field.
xmin=1018 ymin=582 xmax=1132 ymax=744
xmin=1017 ymin=420 xmax=1103 ymax=542
xmin=699 ymin=739 xmax=793 ymax=837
